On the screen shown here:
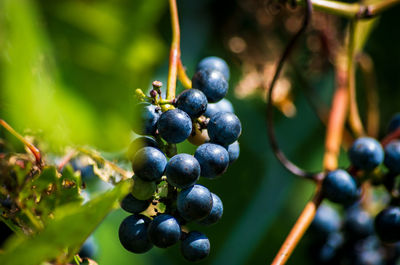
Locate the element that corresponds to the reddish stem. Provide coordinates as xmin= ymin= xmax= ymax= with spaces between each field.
xmin=357 ymin=53 xmax=379 ymax=138
xmin=347 ymin=21 xmax=365 ymax=138
xmin=381 ymin=128 xmax=400 ymax=147
xmin=166 ymin=0 xmax=181 ymax=100
xmin=178 ymin=59 xmax=192 ymax=89
xmin=271 ymin=188 xmax=323 ymax=265
xmin=0 ymin=119 xmax=42 ymax=167
xmin=57 ymin=150 xmax=77 ymax=172
xmin=323 ymin=57 xmax=349 ymax=171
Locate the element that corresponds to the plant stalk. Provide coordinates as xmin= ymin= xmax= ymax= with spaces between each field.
xmin=271 ymin=188 xmax=323 ymax=265
xmin=323 ymin=54 xmax=349 ymax=171
xmin=166 ymin=0 xmax=181 ymax=100
xmin=296 ymin=0 xmax=400 ymax=19
xmin=0 ymin=119 xmax=42 ymax=167
xmin=347 ymin=21 xmax=365 ymax=137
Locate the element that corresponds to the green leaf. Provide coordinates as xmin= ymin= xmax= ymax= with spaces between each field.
xmin=57 ymin=166 xmax=83 ymax=206
xmin=0 ymin=180 xmax=132 ymax=265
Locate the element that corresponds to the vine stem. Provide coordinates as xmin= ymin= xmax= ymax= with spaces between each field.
xmin=166 ymin=0 xmax=181 ymax=100
xmin=347 ymin=21 xmax=365 ymax=137
xmin=357 ymin=53 xmax=379 ymax=137
xmin=178 ymin=59 xmax=192 ymax=89
xmin=296 ymin=0 xmax=400 ymax=19
xmin=271 ymin=187 xmax=323 ymax=265
xmin=381 ymin=127 xmax=400 ymax=147
xmin=266 ymin=0 xmax=317 ymax=180
xmin=57 ymin=150 xmax=78 ymax=172
xmin=323 ymin=54 xmax=349 ymax=171
xmin=0 ymin=119 xmax=42 ymax=167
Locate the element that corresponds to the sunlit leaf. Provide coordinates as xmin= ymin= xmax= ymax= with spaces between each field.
xmin=0 ymin=180 xmax=132 ymax=265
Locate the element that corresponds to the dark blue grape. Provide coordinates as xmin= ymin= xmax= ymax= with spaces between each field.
xmin=166 ymin=154 xmax=200 ymax=189
xmin=208 ymin=112 xmax=241 ymax=146
xmin=197 ymin=56 xmax=230 ymax=80
xmin=353 ymin=249 xmax=383 ymax=265
xmin=348 ymin=137 xmax=384 ymax=171
xmin=192 ymin=69 xmax=228 ymax=103
xmin=120 ymin=193 xmax=150 ymax=214
xmin=374 ymin=206 xmax=400 ymax=243
xmin=176 ymin=89 xmax=208 ymax=118
xmin=198 ymin=193 xmax=223 ymax=226
xmin=344 ymin=205 xmax=374 ymax=239
xmin=388 ymin=113 xmax=400 ymax=133
xmin=0 ymin=198 xmax=12 ymax=210
xmin=181 ymin=231 xmax=210 ymax=262
xmin=384 ymin=140 xmax=400 ymax=174
xmin=127 ymin=136 xmax=159 ymax=160
xmin=79 ymin=236 xmax=98 ymax=259
xmin=194 ymin=143 xmax=229 ymax=179
xmin=70 ymin=159 xmax=96 ymax=181
xmin=322 ymin=169 xmax=359 ymax=205
xmin=227 ymin=141 xmax=240 ymax=164
xmin=204 ymin=98 xmax=234 ymax=118
xmin=311 ymin=204 xmax=341 ymax=237
xmin=119 ymin=214 xmax=153 ymax=253
xmin=344 ymin=205 xmax=373 ymax=239
xmin=147 ymin=214 xmax=181 ymax=248
xmin=177 ymin=185 xmax=213 ymax=221
xmin=132 ymin=147 xmax=167 ymax=182
xmin=132 ymin=103 xmax=161 ymax=135
xmin=318 ymin=232 xmax=344 ymax=263
xmin=157 ymin=109 xmax=192 ymax=144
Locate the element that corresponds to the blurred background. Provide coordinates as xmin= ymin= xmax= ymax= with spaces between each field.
xmin=1 ymin=0 xmax=400 ymax=264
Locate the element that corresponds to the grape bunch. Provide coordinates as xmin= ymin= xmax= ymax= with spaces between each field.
xmin=307 ymin=114 xmax=400 ymax=265
xmin=118 ymin=56 xmax=241 ymax=262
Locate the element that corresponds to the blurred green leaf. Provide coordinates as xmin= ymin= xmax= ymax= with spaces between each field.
xmin=0 ymin=179 xmax=131 ymax=265
xmin=0 ymin=0 xmax=166 ymax=151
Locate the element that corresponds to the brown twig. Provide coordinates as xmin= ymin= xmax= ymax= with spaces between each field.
xmin=0 ymin=119 xmax=42 ymax=168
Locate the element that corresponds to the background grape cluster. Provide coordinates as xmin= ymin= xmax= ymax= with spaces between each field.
xmin=308 ymin=114 xmax=400 ymax=265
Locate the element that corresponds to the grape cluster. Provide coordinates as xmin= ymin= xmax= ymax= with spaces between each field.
xmin=118 ymin=57 xmax=241 ymax=261
xmin=308 ymin=114 xmax=400 ymax=264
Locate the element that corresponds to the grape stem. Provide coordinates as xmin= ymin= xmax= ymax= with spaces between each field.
xmin=322 ymin=53 xmax=349 ymax=171
xmin=296 ymin=0 xmax=400 ymax=19
xmin=57 ymin=149 xmax=78 ymax=172
xmin=166 ymin=0 xmax=180 ymax=100
xmin=292 ymin=62 xmax=354 ymax=149
xmin=167 ymin=0 xmax=192 ymax=98
xmin=266 ymin=0 xmax=318 ymax=180
xmin=347 ymin=20 xmax=365 ymax=138
xmin=381 ymin=127 xmax=400 ymax=147
xmin=0 ymin=119 xmax=42 ymax=168
xmin=271 ymin=187 xmax=323 ymax=265
xmin=178 ymin=59 xmax=192 ymax=89
xmin=357 ymin=53 xmax=379 ymax=138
